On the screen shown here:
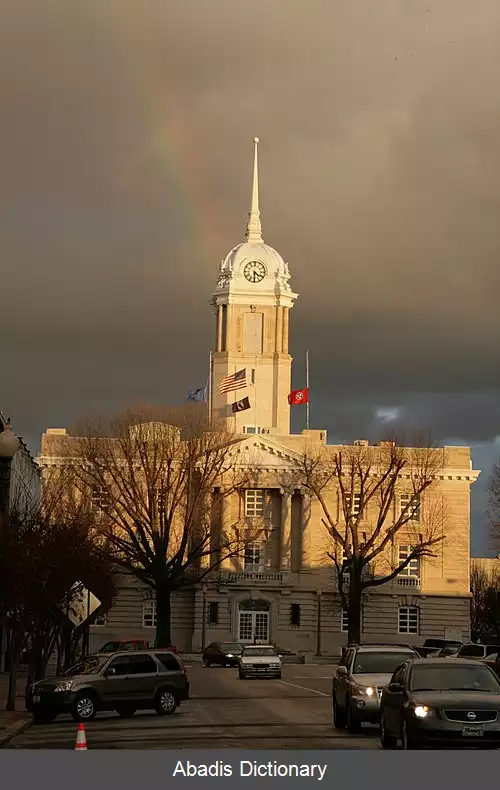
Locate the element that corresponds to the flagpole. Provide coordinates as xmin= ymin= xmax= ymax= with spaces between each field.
xmin=305 ymin=349 xmax=310 ymax=431
xmin=208 ymin=350 xmax=213 ymax=428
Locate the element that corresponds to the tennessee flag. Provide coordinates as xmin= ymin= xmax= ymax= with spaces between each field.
xmin=288 ymin=388 xmax=309 ymax=405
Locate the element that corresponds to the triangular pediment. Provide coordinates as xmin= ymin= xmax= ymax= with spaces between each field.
xmin=228 ymin=434 xmax=303 ymax=470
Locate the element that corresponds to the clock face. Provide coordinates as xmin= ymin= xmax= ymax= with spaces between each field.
xmin=244 ymin=260 xmax=266 ymax=283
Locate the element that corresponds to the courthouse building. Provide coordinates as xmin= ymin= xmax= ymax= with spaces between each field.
xmin=37 ymin=139 xmax=480 ymax=656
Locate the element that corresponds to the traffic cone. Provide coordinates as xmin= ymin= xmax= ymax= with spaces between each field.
xmin=75 ymin=723 xmax=87 ymax=750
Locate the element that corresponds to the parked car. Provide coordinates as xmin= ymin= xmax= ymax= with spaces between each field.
xmin=432 ymin=644 xmax=462 ymax=658
xmin=482 ymin=653 xmax=500 ymax=676
xmin=26 ymin=649 xmax=189 ymax=724
xmin=380 ymin=658 xmax=500 ymax=749
xmin=238 ymin=645 xmax=282 ymax=679
xmin=332 ymin=643 xmax=419 ymax=733
xmin=456 ymin=643 xmax=500 ymax=661
xmin=98 ymin=639 xmax=177 ymax=654
xmin=416 ymin=639 xmax=463 ymax=657
xmin=202 ymin=641 xmax=243 ymax=667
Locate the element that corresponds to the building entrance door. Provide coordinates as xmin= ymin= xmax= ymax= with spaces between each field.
xmin=237 ymin=599 xmax=270 ymax=643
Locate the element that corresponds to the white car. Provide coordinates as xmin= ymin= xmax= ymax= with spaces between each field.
xmin=238 ymin=645 xmax=282 ymax=679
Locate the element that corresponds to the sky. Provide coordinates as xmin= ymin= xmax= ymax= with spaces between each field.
xmin=1 ymin=0 xmax=499 ymax=554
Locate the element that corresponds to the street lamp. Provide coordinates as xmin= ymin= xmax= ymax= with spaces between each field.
xmin=201 ymin=583 xmax=208 ymax=652
xmin=0 ymin=419 xmax=21 ymax=515
xmin=316 ymin=589 xmax=323 ymax=657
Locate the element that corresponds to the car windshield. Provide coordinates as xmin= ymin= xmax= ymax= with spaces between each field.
xmin=100 ymin=642 xmax=120 ymax=652
xmin=242 ymin=647 xmax=277 ymax=657
xmin=63 ymin=656 xmax=107 ymax=676
xmin=220 ymin=643 xmax=241 ymax=652
xmin=353 ymin=653 xmax=414 ymax=674
xmin=410 ymin=664 xmax=500 ymax=692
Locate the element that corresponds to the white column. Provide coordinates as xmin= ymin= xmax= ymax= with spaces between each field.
xmin=280 ymin=490 xmax=292 ymax=570
xmin=299 ymin=491 xmax=311 ymax=572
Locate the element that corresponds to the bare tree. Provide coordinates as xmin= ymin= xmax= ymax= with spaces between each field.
xmin=488 ymin=460 xmax=500 ymax=554
xmin=62 ymin=404 xmax=256 ymax=647
xmin=470 ymin=564 xmax=500 ymax=642
xmin=287 ymin=437 xmax=445 ymax=643
xmin=0 ymin=478 xmax=115 ymax=709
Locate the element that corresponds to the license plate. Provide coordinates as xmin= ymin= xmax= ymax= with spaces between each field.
xmin=462 ymin=724 xmax=484 ymax=736
xmin=33 ymin=695 xmax=41 ymax=703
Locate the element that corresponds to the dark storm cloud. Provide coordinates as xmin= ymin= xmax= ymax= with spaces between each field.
xmin=1 ymin=1 xmax=499 ymax=550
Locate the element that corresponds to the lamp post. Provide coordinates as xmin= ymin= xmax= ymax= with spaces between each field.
xmin=316 ymin=589 xmax=323 ymax=657
xmin=201 ymin=583 xmax=208 ymax=652
xmin=0 ymin=418 xmax=21 ymax=517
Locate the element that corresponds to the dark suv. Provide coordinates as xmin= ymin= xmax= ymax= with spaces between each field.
xmin=26 ymin=650 xmax=189 ymax=724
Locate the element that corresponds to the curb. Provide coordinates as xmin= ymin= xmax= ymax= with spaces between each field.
xmin=0 ymin=716 xmax=32 ymax=748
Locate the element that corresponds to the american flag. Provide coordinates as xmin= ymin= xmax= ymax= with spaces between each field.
xmin=219 ymin=368 xmax=247 ymax=394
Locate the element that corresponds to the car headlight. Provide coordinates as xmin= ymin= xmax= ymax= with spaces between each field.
xmin=353 ymin=684 xmax=375 ymax=697
xmin=412 ymin=705 xmax=436 ymax=718
xmin=226 ymin=654 xmax=233 ymax=658
xmin=54 ymin=680 xmax=75 ymax=692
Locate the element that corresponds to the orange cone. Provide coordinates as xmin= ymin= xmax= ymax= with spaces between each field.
xmin=75 ymin=723 xmax=87 ymax=750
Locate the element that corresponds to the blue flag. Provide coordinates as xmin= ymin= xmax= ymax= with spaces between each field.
xmin=187 ymin=384 xmax=208 ymax=403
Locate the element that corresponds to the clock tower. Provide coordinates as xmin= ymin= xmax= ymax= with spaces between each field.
xmin=210 ymin=138 xmax=298 ymax=436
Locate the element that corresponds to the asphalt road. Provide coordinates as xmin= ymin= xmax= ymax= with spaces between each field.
xmin=4 ymin=663 xmax=381 ymax=749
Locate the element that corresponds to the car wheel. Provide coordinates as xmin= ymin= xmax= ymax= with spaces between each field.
xmin=71 ymin=693 xmax=97 ymax=722
xmin=332 ymin=697 xmax=347 ymax=730
xmin=115 ymin=705 xmax=136 ymax=718
xmin=346 ymin=701 xmax=361 ymax=734
xmin=401 ymin=719 xmax=421 ymax=750
xmin=380 ymin=713 xmax=397 ymax=749
xmin=32 ymin=709 xmax=57 ymax=725
xmin=276 ymin=673 xmax=282 ymax=680
xmin=154 ymin=688 xmax=177 ymax=716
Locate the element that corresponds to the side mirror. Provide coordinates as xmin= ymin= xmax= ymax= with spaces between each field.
xmin=105 ymin=667 xmax=116 ymax=676
xmin=387 ymin=682 xmax=403 ymax=692
xmin=337 ymin=666 xmax=348 ymax=676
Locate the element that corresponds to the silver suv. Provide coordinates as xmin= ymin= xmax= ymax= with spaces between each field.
xmin=26 ymin=650 xmax=189 ymax=724
xmin=332 ymin=643 xmax=419 ymax=733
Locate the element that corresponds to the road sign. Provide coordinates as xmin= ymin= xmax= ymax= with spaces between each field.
xmin=65 ymin=582 xmax=101 ymax=626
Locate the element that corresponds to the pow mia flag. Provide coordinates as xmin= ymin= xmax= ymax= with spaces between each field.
xmin=231 ymin=396 xmax=251 ymax=413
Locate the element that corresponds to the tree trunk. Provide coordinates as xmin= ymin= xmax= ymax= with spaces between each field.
xmin=347 ymin=572 xmax=363 ymax=645
xmin=6 ymin=628 xmax=21 ymax=711
xmin=155 ymin=584 xmax=172 ymax=647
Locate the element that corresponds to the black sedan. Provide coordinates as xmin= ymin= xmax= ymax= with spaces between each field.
xmin=380 ymin=658 xmax=500 ymax=749
xmin=202 ymin=641 xmax=243 ymax=667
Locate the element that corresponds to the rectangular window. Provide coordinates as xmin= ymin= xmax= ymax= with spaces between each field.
xmin=400 ymin=494 xmax=421 ymax=522
xmin=290 ymin=603 xmax=301 ymax=627
xmin=91 ymin=486 xmax=108 ymax=511
xmin=243 ymin=312 xmax=263 ymax=353
xmin=142 ymin=600 xmax=157 ymax=628
xmin=221 ymin=305 xmax=227 ymax=352
xmin=155 ymin=653 xmax=181 ymax=672
xmin=207 ymin=602 xmax=219 ymax=626
xmin=244 ymin=542 xmax=263 ymax=571
xmin=126 ymin=655 xmax=157 ymax=675
xmin=245 ymin=489 xmax=265 ymax=517
xmin=251 ymin=368 xmax=256 ymax=385
xmin=345 ymin=492 xmax=361 ymax=517
xmin=398 ymin=606 xmax=419 ymax=634
xmin=341 ymin=609 xmax=349 ymax=633
xmin=398 ymin=545 xmax=420 ymax=578
xmin=93 ymin=612 xmax=107 ymax=627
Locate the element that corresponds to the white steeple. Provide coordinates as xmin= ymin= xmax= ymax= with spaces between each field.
xmin=245 ymin=137 xmax=263 ymax=243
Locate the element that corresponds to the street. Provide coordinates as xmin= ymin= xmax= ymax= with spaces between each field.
xmin=3 ymin=663 xmax=380 ymax=749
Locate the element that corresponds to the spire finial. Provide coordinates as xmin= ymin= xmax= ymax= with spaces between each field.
xmin=245 ymin=136 xmax=263 ymax=243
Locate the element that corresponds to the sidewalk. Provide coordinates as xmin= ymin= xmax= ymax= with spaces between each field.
xmin=0 ymin=673 xmax=32 ymax=747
